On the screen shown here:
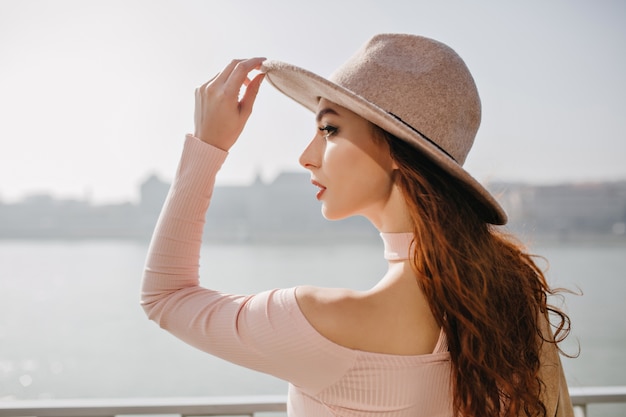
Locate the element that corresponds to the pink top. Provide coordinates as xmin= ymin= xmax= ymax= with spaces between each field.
xmin=142 ymin=135 xmax=453 ymax=416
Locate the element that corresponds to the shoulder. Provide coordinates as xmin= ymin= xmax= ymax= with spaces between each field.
xmin=294 ymin=282 xmax=441 ymax=355
xmin=295 ymin=285 xmax=368 ymax=322
xmin=295 ymin=286 xmax=371 ymax=349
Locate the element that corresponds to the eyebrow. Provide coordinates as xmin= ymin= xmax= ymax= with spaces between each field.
xmin=315 ymin=107 xmax=340 ymax=123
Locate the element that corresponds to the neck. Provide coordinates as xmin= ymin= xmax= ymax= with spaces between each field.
xmin=366 ymin=182 xmax=414 ymax=232
xmin=380 ymin=232 xmax=414 ymax=261
xmin=368 ymin=232 xmax=418 ymax=294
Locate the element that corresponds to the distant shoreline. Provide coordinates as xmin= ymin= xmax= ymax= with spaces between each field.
xmin=1 ymin=231 xmax=624 ymax=247
xmin=2 ymin=176 xmax=625 ymax=246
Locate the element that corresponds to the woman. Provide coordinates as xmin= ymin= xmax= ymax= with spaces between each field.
xmin=142 ymin=34 xmax=573 ymax=416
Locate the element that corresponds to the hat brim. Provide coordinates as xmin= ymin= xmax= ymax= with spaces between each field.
xmin=261 ymin=60 xmax=507 ymax=225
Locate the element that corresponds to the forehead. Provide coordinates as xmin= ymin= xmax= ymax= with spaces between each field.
xmin=316 ymin=98 xmax=362 ymax=122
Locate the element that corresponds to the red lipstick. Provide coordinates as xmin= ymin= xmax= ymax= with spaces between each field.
xmin=311 ymin=180 xmax=326 ymax=200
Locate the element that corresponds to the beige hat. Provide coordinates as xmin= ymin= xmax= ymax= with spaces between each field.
xmin=261 ymin=33 xmax=507 ymax=225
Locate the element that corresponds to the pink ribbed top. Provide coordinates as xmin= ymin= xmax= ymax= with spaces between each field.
xmin=141 ymin=135 xmax=453 ymax=416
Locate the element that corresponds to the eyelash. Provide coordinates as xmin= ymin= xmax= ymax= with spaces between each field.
xmin=319 ymin=125 xmax=338 ymax=139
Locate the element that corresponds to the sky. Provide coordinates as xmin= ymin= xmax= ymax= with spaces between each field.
xmin=0 ymin=0 xmax=625 ymax=204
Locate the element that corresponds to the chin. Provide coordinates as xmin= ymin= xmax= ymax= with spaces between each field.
xmin=321 ymin=205 xmax=352 ymax=222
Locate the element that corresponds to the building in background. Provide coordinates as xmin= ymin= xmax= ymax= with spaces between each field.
xmin=1 ymin=173 xmax=625 ymax=244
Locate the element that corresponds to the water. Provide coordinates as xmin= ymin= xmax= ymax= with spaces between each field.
xmin=0 ymin=239 xmax=625 ymax=415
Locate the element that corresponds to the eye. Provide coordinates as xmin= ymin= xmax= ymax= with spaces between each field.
xmin=319 ymin=125 xmax=338 ymax=139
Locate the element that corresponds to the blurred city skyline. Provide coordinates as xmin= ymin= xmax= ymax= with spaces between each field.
xmin=1 ymin=168 xmax=624 ymax=244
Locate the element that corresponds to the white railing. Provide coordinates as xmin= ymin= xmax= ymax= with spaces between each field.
xmin=0 ymin=387 xmax=625 ymax=417
xmin=570 ymin=386 xmax=626 ymax=417
xmin=0 ymin=395 xmax=287 ymax=417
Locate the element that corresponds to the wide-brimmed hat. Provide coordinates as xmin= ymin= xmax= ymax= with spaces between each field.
xmin=261 ymin=33 xmax=507 ymax=225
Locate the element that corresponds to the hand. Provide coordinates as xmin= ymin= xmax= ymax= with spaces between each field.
xmin=194 ymin=57 xmax=266 ymax=151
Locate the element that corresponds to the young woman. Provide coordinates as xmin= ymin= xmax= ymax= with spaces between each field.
xmin=142 ymin=34 xmax=573 ymax=417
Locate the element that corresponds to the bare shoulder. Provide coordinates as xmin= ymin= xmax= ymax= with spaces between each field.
xmin=296 ymin=285 xmax=362 ymax=307
xmin=295 ymin=285 xmax=369 ymax=349
xmin=294 ymin=283 xmax=441 ymax=355
xmin=295 ymin=285 xmax=366 ymax=325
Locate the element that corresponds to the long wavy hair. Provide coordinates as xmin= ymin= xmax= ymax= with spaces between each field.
xmin=377 ymin=128 xmax=572 ymax=417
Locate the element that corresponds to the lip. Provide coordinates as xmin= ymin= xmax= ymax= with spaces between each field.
xmin=311 ymin=179 xmax=326 ymax=200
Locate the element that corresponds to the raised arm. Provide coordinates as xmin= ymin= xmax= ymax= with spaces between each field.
xmin=140 ymin=58 xmax=355 ymax=392
xmin=142 ymin=57 xmax=266 ymax=320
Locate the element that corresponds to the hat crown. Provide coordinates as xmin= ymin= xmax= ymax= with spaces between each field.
xmin=329 ymin=34 xmax=481 ymax=165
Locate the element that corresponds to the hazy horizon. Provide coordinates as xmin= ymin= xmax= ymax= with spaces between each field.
xmin=3 ymin=167 xmax=626 ymax=206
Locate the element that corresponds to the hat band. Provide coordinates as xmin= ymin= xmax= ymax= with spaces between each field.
xmin=388 ymin=112 xmax=457 ymax=163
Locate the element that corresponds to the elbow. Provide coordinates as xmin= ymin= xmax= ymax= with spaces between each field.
xmin=140 ymin=293 xmax=157 ymax=321
xmin=140 ymin=267 xmax=166 ymax=324
xmin=140 ymin=295 xmax=166 ymax=325
xmin=140 ymin=274 xmax=164 ymax=324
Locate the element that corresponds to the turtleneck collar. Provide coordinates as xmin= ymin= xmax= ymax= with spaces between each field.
xmin=380 ymin=232 xmax=414 ymax=261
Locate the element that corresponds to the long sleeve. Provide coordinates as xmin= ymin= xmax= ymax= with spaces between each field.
xmin=140 ymin=135 xmax=356 ymax=391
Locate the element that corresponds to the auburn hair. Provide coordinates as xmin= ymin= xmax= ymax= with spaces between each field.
xmin=378 ymin=129 xmax=572 ymax=417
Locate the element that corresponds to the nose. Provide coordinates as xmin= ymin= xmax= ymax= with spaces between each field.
xmin=299 ymin=136 xmax=323 ymax=169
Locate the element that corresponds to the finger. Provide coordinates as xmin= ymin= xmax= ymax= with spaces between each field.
xmin=214 ymin=59 xmax=244 ymax=86
xmin=239 ymin=72 xmax=265 ymax=118
xmin=197 ymin=59 xmax=244 ymax=93
xmin=224 ymin=57 xmax=266 ymax=96
xmin=198 ymin=72 xmax=221 ymax=90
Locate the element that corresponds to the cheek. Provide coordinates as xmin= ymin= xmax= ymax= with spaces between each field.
xmin=326 ymin=141 xmax=394 ymax=195
xmin=323 ymin=141 xmax=351 ymax=177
